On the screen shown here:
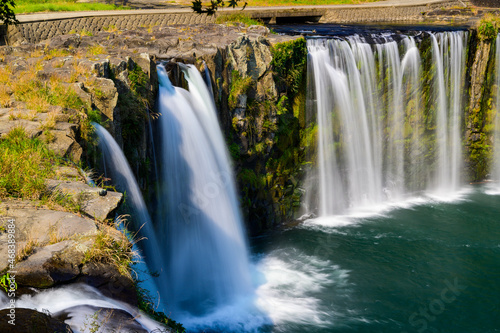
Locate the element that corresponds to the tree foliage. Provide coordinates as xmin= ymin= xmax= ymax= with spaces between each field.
xmin=0 ymin=0 xmax=18 ymax=26
xmin=191 ymin=0 xmax=247 ymax=16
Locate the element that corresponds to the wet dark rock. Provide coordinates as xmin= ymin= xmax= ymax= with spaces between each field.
xmin=0 ymin=308 xmax=73 ymax=333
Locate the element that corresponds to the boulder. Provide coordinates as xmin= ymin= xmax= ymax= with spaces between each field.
xmin=15 ymin=240 xmax=86 ymax=288
xmin=56 ymin=305 xmax=150 ymax=333
xmin=0 ymin=205 xmax=97 ymax=272
xmin=0 ymin=308 xmax=73 ymax=333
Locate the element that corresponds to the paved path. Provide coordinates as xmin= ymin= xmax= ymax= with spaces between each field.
xmin=15 ymin=0 xmax=466 ymax=23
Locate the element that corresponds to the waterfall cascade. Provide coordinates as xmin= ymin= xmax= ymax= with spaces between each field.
xmin=94 ymin=64 xmax=254 ymax=324
xmin=93 ymin=123 xmax=164 ymax=283
xmin=492 ymin=34 xmax=500 ymax=189
xmin=308 ymin=30 xmax=468 ymax=216
xmin=431 ymin=32 xmax=466 ymax=194
xmin=155 ymin=64 xmax=253 ymax=318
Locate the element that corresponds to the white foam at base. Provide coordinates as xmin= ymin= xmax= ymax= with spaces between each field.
xmin=305 ymin=186 xmax=474 ymax=231
xmin=175 ymin=250 xmax=352 ymax=332
xmin=0 ymin=284 xmax=164 ymax=333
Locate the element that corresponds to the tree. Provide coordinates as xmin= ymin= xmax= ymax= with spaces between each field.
xmin=191 ymin=0 xmax=248 ymax=16
xmin=0 ymin=0 xmax=18 ymax=26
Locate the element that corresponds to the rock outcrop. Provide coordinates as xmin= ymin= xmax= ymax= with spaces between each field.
xmin=0 ymin=308 xmax=73 ymax=333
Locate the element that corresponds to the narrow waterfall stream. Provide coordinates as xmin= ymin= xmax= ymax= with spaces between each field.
xmin=490 ymin=33 xmax=500 ymax=194
xmin=155 ymin=64 xmax=254 ymax=321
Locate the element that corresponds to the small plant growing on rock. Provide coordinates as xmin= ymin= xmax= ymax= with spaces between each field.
xmin=477 ymin=14 xmax=500 ymax=41
xmin=0 ymin=273 xmax=16 ymax=292
xmin=16 ymin=238 xmax=39 ymax=262
xmin=228 ymin=70 xmax=253 ymax=109
xmin=86 ymin=44 xmax=105 ymax=57
xmin=83 ymin=218 xmax=138 ymax=278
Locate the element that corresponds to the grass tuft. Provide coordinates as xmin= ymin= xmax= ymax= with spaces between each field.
xmin=215 ymin=13 xmax=264 ymax=26
xmin=228 ymin=70 xmax=254 ymax=109
xmin=0 ymin=127 xmax=57 ymax=200
xmin=83 ymin=218 xmax=137 ymax=278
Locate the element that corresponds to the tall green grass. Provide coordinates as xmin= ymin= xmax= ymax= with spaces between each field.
xmin=243 ymin=0 xmax=378 ymax=5
xmin=14 ymin=0 xmax=129 ymax=14
xmin=0 ymin=127 xmax=56 ymax=199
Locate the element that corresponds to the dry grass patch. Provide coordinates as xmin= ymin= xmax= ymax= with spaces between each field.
xmin=83 ymin=218 xmax=138 ymax=278
xmin=16 ymin=238 xmax=39 ymax=262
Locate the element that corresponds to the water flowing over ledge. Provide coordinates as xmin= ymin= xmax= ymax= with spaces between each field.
xmin=306 ymin=30 xmax=468 ymax=219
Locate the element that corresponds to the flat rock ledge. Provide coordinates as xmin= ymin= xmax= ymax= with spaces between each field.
xmin=0 ymin=166 xmax=135 ymax=305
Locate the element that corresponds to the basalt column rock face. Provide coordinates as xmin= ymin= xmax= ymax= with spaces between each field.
xmin=465 ymin=31 xmax=497 ymax=181
xmin=198 ymin=33 xmax=308 ymax=234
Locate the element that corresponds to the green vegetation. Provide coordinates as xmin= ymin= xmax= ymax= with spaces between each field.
xmin=477 ymin=14 xmax=500 ymax=41
xmin=0 ymin=0 xmax=18 ymax=26
xmin=136 ymin=285 xmax=186 ymax=333
xmin=0 ymin=273 xmax=16 ymax=292
xmin=83 ymin=224 xmax=136 ymax=277
xmin=228 ymin=70 xmax=253 ymax=109
xmin=117 ymin=62 xmax=151 ymax=159
xmin=0 ymin=127 xmax=57 ymax=199
xmin=271 ymin=38 xmax=308 ymax=96
xmin=0 ymin=58 xmax=85 ymax=112
xmin=86 ymin=44 xmax=105 ymax=57
xmin=227 ymin=38 xmax=309 ymax=229
xmin=245 ymin=0 xmax=377 ymax=4
xmin=15 ymin=77 xmax=84 ymax=112
xmin=192 ymin=0 xmax=246 ymax=16
xmin=467 ymin=39 xmax=498 ymax=180
xmin=81 ymin=311 xmax=102 ymax=333
xmin=229 ymin=142 xmax=241 ymax=160
xmin=215 ymin=13 xmax=263 ymax=26
xmin=13 ymin=0 xmax=128 ymax=14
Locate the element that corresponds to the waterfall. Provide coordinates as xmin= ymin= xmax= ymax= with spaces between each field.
xmin=1 ymin=284 xmax=165 ymax=333
xmin=156 ymin=64 xmax=253 ymax=318
xmin=308 ymin=30 xmax=466 ymax=217
xmin=492 ymin=34 xmax=500 ymax=188
xmin=431 ymin=31 xmax=467 ymax=194
xmin=94 ymin=64 xmax=255 ymax=327
xmin=93 ymin=123 xmax=165 ymax=295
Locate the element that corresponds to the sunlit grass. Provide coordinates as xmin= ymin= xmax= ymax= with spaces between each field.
xmin=0 ymin=127 xmax=56 ymax=200
xmin=14 ymin=0 xmax=129 ymax=14
xmin=244 ymin=0 xmax=379 ymax=5
xmin=173 ymin=0 xmax=379 ymax=6
xmin=216 ymin=13 xmax=264 ymax=26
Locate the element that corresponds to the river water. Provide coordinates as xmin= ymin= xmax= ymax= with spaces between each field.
xmin=251 ymin=186 xmax=500 ymax=333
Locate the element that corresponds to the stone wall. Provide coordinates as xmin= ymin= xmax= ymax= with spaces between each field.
xmin=3 ymin=12 xmax=216 ymax=46
xmin=321 ymin=0 xmax=462 ymax=23
xmin=470 ymin=0 xmax=500 ymax=7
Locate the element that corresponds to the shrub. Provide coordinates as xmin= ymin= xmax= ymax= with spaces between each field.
xmin=477 ymin=14 xmax=500 ymax=41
